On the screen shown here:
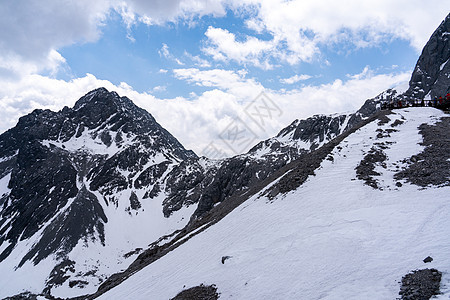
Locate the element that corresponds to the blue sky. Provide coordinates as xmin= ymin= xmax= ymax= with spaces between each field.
xmin=59 ymin=9 xmax=418 ymax=98
xmin=0 ymin=1 xmax=448 ymax=156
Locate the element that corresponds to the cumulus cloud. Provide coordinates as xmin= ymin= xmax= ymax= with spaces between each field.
xmin=152 ymin=85 xmax=167 ymax=92
xmin=0 ymin=0 xmax=224 ymax=77
xmin=203 ymin=26 xmax=275 ymax=69
xmin=0 ymin=66 xmax=410 ymax=157
xmin=280 ymin=74 xmax=313 ymax=84
xmin=173 ymin=68 xmax=264 ymax=101
xmin=199 ymin=0 xmax=449 ymax=67
xmin=1 ymin=0 xmax=446 ymax=75
xmin=171 ymin=66 xmax=410 ymax=156
xmin=0 ymin=0 xmax=110 ymax=76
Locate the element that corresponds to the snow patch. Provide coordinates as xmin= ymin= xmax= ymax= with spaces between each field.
xmin=42 ymin=126 xmax=136 ymax=158
xmin=0 ymin=172 xmax=11 ymax=197
xmin=440 ymin=59 xmax=449 ymax=71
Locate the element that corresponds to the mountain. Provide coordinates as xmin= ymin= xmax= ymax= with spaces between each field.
xmin=97 ymin=107 xmax=450 ymax=300
xmin=0 ymin=88 xmax=198 ymax=297
xmin=0 ymin=91 xmax=380 ymax=300
xmin=1 ymin=13 xmax=450 ymax=300
xmin=87 ymin=12 xmax=450 ymax=300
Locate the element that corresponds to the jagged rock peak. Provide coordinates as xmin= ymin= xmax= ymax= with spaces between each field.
xmin=405 ymin=12 xmax=450 ymax=99
xmin=73 ymin=87 xmax=136 ymax=112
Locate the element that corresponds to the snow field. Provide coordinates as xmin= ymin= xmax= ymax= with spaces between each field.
xmin=100 ymin=108 xmax=450 ymax=300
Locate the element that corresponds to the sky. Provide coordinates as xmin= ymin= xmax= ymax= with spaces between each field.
xmin=0 ymin=1 xmax=448 ymax=157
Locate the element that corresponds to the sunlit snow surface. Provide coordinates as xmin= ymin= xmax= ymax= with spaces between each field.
xmin=100 ymin=108 xmax=450 ymax=300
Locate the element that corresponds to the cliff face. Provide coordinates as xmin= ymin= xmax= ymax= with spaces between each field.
xmin=405 ymin=13 xmax=450 ymax=100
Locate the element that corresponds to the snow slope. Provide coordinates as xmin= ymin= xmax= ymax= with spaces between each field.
xmin=0 ymin=186 xmax=197 ymax=298
xmin=99 ymin=108 xmax=450 ymax=300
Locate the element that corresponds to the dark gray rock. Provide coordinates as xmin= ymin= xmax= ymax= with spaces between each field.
xmin=68 ymin=280 xmax=89 ymax=289
xmin=395 ymin=117 xmax=450 ymax=187
xmin=0 ymin=141 xmax=78 ymax=263
xmin=43 ymin=259 xmax=76 ymax=294
xmin=164 ymin=159 xmax=207 ymax=217
xmin=129 ymin=191 xmax=141 ymax=210
xmin=423 ymin=256 xmax=433 ymax=263
xmin=221 ymin=256 xmax=232 ymax=264
xmin=18 ymin=185 xmax=107 ymax=267
xmin=404 ymin=13 xmax=450 ymax=100
xmin=3 ymin=292 xmax=42 ymax=300
xmin=356 ymin=147 xmax=387 ymax=189
xmin=134 ymin=161 xmax=170 ymax=189
xmin=399 ymin=269 xmax=441 ymax=299
xmin=171 ymin=284 xmax=219 ymax=300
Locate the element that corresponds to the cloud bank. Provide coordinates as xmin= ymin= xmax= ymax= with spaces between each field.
xmin=0 ymin=68 xmax=410 ymax=157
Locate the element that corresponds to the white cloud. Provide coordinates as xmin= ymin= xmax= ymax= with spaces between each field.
xmin=274 ymin=70 xmax=411 ymax=123
xmin=199 ymin=0 xmax=449 ymax=67
xmin=0 ymin=0 xmax=110 ymax=76
xmin=0 ymin=67 xmax=410 ymax=157
xmin=1 ymin=0 xmax=446 ymax=77
xmin=173 ymin=68 xmax=264 ymax=101
xmin=347 ymin=66 xmax=373 ymax=80
xmin=280 ymin=74 xmax=312 ymax=84
xmin=184 ymin=51 xmax=212 ymax=68
xmin=117 ymin=0 xmax=227 ymax=26
xmin=152 ymin=85 xmax=167 ymax=92
xmin=159 ymin=43 xmax=171 ymax=58
xmin=0 ymin=66 xmax=410 ymax=157
xmin=159 ymin=43 xmax=185 ymax=65
xmin=174 ymin=68 xmax=249 ymax=88
xmin=203 ymin=26 xmax=275 ymax=69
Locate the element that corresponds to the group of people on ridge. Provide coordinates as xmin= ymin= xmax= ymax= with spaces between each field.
xmin=381 ymin=93 xmax=450 ymax=111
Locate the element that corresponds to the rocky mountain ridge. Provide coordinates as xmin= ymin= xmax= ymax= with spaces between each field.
xmin=0 ymin=88 xmax=199 ymax=296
